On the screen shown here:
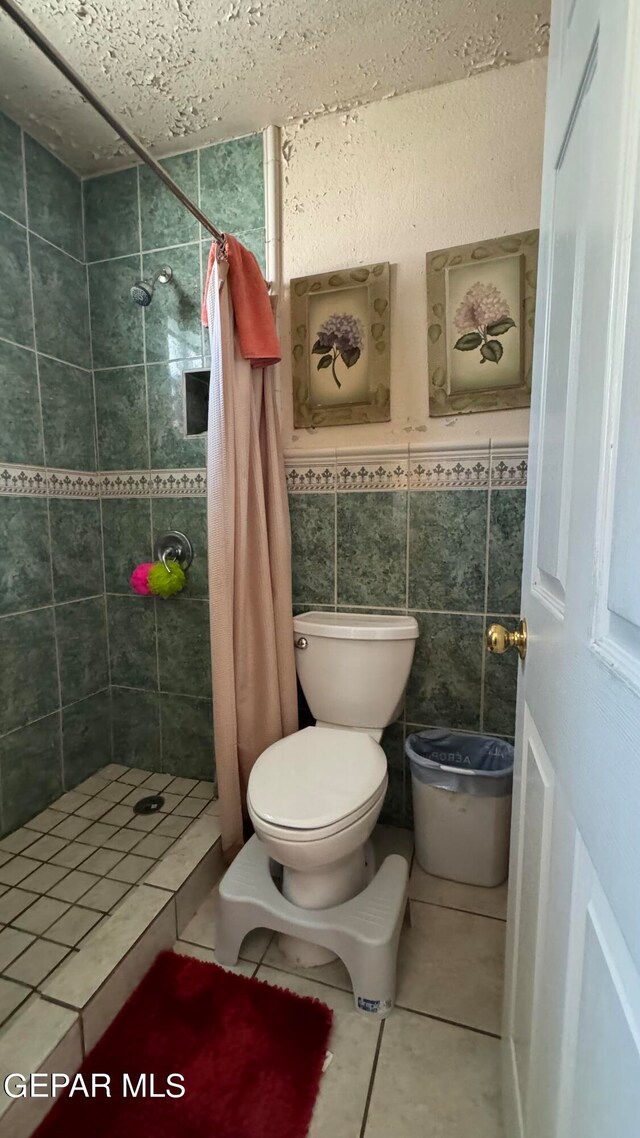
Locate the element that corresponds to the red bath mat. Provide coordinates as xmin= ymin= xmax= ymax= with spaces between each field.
xmin=34 ymin=950 xmax=333 ymax=1138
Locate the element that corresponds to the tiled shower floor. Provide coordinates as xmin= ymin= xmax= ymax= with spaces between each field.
xmin=0 ymin=763 xmax=217 ymax=1023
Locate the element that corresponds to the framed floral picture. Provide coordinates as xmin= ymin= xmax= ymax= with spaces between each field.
xmin=290 ymin=262 xmax=390 ymax=427
xmin=426 ymin=230 xmax=538 ymax=416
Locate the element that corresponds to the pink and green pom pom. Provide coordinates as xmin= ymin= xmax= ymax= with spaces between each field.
xmin=148 ymin=559 xmax=186 ymax=597
xmin=130 ymin=559 xmax=187 ymax=597
xmin=130 ymin=562 xmax=155 ymax=596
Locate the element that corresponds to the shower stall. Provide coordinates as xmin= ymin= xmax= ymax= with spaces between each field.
xmin=0 ymin=4 xmax=286 ymax=1091
xmin=0 ymin=8 xmax=271 ymax=837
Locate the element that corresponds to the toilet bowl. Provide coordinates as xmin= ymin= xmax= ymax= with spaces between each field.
xmin=248 ymin=611 xmax=418 ymax=967
xmin=248 ymin=726 xmax=388 ymax=965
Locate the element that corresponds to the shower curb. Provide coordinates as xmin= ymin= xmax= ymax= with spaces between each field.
xmin=0 ymin=817 xmax=224 ymax=1138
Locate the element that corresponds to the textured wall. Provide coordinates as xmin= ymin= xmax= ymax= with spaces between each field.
xmin=0 ymin=111 xmax=110 ymax=833
xmin=280 ymin=59 xmax=546 ymax=450
xmin=0 ymin=1 xmax=549 ymax=174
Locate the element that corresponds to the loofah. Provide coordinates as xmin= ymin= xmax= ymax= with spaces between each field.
xmin=130 ymin=562 xmax=154 ymax=596
xmin=148 ymin=558 xmax=186 ymax=598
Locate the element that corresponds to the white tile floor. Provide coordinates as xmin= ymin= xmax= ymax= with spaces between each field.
xmin=0 ymin=763 xmax=217 ymax=1023
xmin=174 ymin=825 xmax=507 ymax=1138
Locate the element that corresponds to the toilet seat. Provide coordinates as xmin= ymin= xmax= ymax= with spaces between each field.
xmin=248 ymin=726 xmax=387 ymax=841
xmin=249 ymin=781 xmax=387 ymax=844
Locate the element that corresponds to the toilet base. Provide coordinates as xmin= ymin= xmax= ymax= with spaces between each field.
xmin=278 ymin=934 xmax=337 ymax=967
xmin=216 ymin=835 xmax=408 ymax=1017
xmin=278 ymin=840 xmax=377 ymax=968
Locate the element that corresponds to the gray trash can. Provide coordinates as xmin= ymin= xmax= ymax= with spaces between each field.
xmin=405 ymin=729 xmax=514 ymax=887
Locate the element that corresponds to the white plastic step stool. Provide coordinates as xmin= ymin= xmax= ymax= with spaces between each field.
xmin=215 ymin=835 xmax=409 ymax=1017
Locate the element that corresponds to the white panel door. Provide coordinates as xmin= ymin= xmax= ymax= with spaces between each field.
xmin=502 ymin=0 xmax=640 ymax=1135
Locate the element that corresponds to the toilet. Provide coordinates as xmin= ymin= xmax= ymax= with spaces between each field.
xmin=247 ymin=610 xmax=418 ymax=966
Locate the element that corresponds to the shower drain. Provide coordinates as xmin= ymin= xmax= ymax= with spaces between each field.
xmin=132 ymin=794 xmax=165 ymax=815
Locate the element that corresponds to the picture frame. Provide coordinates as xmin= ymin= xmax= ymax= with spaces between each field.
xmin=290 ymin=262 xmax=390 ymax=428
xmin=426 ymin=230 xmax=538 ymax=416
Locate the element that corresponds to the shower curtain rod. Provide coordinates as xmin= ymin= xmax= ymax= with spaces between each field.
xmin=0 ymin=0 xmax=226 ymax=245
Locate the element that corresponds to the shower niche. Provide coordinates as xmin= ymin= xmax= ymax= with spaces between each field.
xmin=183 ymin=367 xmax=211 ymax=436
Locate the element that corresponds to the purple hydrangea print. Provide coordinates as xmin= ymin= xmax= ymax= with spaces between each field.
xmin=312 ymin=312 xmax=364 ymax=388
xmin=453 ymin=282 xmax=516 ymax=364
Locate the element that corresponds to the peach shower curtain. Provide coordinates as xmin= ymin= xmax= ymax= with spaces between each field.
xmin=204 ymin=251 xmax=298 ymax=859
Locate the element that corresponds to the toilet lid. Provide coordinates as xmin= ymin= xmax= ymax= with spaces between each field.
xmin=248 ymin=726 xmax=387 ymax=831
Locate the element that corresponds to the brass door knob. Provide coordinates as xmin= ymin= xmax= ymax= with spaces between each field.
xmin=486 ymin=618 xmax=527 ymax=660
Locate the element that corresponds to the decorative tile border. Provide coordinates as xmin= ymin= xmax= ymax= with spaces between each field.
xmin=101 ymin=469 xmax=207 ymax=497
xmin=1 ymin=445 xmax=527 ymax=499
xmin=490 ymin=444 xmax=528 ymax=488
xmin=149 ymin=469 xmax=207 ymax=497
xmin=0 ymin=466 xmax=209 ymax=499
xmin=0 ymin=465 xmax=48 ymax=496
xmin=285 ymin=441 xmax=527 ymax=492
xmin=337 ymin=448 xmax=408 ymax=492
xmin=99 ymin=471 xmax=153 ymax=498
xmin=409 ymin=445 xmax=491 ymax=490
xmin=284 ymin=451 xmax=336 ymax=494
xmin=47 ymin=469 xmax=101 ymax=499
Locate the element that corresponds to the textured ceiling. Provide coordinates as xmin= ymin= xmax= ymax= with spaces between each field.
xmin=0 ymin=0 xmax=550 ymax=175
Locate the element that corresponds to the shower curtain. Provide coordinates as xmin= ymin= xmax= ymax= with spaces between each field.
xmin=205 ymin=253 xmax=298 ymax=858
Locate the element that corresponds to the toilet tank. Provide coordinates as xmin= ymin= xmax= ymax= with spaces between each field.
xmin=293 ymin=611 xmax=419 ymax=731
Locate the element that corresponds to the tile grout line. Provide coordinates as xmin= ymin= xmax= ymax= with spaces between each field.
xmin=87 ymin=238 xmax=200 ymax=265
xmin=0 ymin=687 xmax=111 ymax=743
xmin=137 ymin=165 xmax=152 ymax=479
xmin=479 ymin=437 xmax=493 ymax=733
xmin=254 ymin=931 xmax=275 ymax=974
xmin=333 ymin=448 xmax=338 ymax=608
xmin=108 ymin=682 xmax=211 ymax=702
xmin=403 ymin=450 xmax=411 ymax=821
xmin=92 ymin=355 xmax=200 ymax=373
xmin=194 ymin=148 xmax=214 ymax=775
xmin=255 ymin=962 xmax=348 ymax=1000
xmin=196 ymin=145 xmax=206 ymax=362
xmin=137 ymin=164 xmax=164 ymax=768
xmin=82 ymin=228 xmax=264 ymax=269
xmin=359 ymin=1019 xmax=385 ymax=1138
xmin=408 ymin=895 xmax=507 ymax=922
xmin=0 ymin=333 xmax=93 ymax=373
xmin=404 ymin=721 xmax=513 ymax=739
xmin=0 ymin=594 xmax=111 ymax=621
xmin=0 ymin=205 xmax=86 ymax=266
xmin=285 ymin=603 xmax=507 ymax=618
xmin=34 ymin=890 xmax=180 ymax=1016
xmin=256 ymin=959 xmax=503 ymax=1043
xmin=154 ymin=592 xmax=165 ymax=773
xmin=82 ymin=174 xmax=115 ymax=772
xmin=19 ymin=124 xmax=66 ymax=804
xmin=393 ymin=1003 xmax=502 ymax=1039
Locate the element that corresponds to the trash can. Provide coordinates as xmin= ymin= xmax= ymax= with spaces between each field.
xmin=405 ymin=729 xmax=514 ymax=887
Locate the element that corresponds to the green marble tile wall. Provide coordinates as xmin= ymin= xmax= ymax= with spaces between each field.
xmin=85 ymin=131 xmax=265 ymax=785
xmin=0 ymin=113 xmax=266 ymax=832
xmin=0 ymin=111 xmax=108 ymax=834
xmin=286 ymin=446 xmax=527 ymax=830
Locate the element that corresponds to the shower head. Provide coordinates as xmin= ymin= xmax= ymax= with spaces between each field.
xmin=130 ymin=280 xmax=153 ymax=306
xmin=130 ymin=265 xmax=172 ymax=306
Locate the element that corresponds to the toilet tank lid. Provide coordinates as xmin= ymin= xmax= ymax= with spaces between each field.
xmin=294 ymin=611 xmax=418 ymax=641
